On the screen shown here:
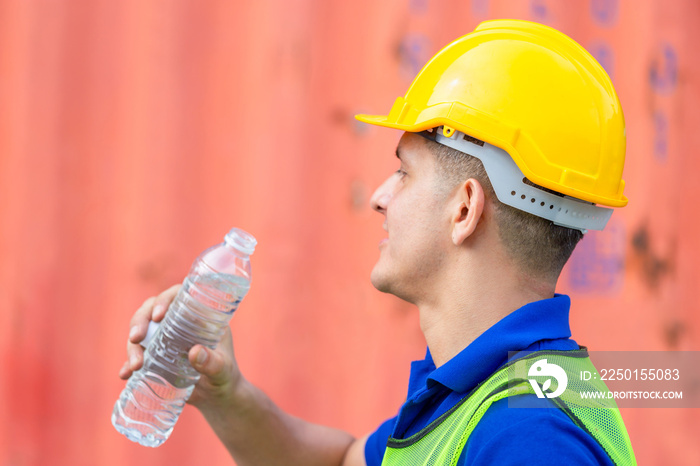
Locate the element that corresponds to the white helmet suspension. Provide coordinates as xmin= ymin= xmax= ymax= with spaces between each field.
xmin=422 ymin=126 xmax=613 ymax=233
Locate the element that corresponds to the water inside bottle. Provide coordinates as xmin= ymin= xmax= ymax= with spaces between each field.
xmin=185 ymin=273 xmax=250 ymax=314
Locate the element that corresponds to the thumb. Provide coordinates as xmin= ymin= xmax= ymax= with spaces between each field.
xmin=189 ymin=345 xmax=228 ymax=385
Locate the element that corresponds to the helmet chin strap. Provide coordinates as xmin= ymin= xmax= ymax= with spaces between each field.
xmin=420 ymin=127 xmax=613 ymax=232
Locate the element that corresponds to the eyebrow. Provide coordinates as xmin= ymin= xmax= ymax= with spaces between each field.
xmin=395 ymin=146 xmax=411 ymax=166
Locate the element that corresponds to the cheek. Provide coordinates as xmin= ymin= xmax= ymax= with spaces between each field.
xmin=391 ymin=198 xmax=446 ymax=246
xmin=387 ymin=178 xmax=449 ymax=240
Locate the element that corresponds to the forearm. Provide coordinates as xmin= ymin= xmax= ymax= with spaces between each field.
xmin=198 ymin=378 xmax=357 ymax=466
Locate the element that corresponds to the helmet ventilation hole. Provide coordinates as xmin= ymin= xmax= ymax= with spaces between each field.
xmin=462 ymin=133 xmax=485 ymax=146
xmin=512 ymin=191 xmax=554 ymax=210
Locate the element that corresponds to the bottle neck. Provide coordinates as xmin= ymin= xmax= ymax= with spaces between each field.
xmin=223 ymin=243 xmax=251 ymax=259
xmin=224 ymin=228 xmax=256 ymax=256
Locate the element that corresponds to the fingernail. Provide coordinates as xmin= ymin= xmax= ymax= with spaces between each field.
xmin=195 ymin=349 xmax=208 ymax=366
xmin=130 ymin=353 xmax=139 ymax=369
xmin=129 ymin=326 xmax=139 ymax=341
xmin=153 ymin=304 xmax=164 ymax=318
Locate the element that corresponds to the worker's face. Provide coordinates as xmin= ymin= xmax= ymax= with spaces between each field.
xmin=369 ymin=132 xmax=452 ymax=302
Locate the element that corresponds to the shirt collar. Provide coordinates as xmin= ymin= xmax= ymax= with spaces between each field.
xmin=425 ymin=294 xmax=573 ymax=393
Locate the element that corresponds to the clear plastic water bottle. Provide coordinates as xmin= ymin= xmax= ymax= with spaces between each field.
xmin=112 ymin=227 xmax=256 ymax=447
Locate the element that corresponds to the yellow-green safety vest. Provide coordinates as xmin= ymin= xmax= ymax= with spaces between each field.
xmin=381 ymin=349 xmax=636 ymax=466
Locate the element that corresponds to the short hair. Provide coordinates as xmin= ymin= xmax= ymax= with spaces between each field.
xmin=427 ymin=139 xmax=583 ymax=281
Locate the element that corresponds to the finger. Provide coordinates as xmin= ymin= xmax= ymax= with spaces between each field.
xmin=126 ymin=294 xmax=162 ymax=372
xmin=189 ymin=345 xmax=228 ymax=386
xmin=127 ymin=341 xmax=144 ymax=372
xmin=152 ymin=284 xmax=181 ymax=322
xmin=129 ymin=296 xmax=156 ymax=344
xmin=126 ymin=285 xmax=181 ymax=374
xmin=119 ymin=360 xmax=132 ymax=380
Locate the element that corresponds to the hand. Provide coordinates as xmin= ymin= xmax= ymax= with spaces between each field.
xmin=118 ymin=284 xmax=244 ymax=410
xmin=119 ymin=284 xmax=179 ymax=380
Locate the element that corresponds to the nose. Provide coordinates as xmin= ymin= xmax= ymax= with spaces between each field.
xmin=370 ymin=175 xmax=395 ymax=215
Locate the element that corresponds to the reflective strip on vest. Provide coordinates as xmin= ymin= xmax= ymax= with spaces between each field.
xmin=380 ymin=349 xmax=636 ymax=466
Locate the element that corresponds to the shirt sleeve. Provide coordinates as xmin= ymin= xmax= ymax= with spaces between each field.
xmin=364 ymin=416 xmax=397 ymax=466
xmin=458 ymin=397 xmax=614 ymax=465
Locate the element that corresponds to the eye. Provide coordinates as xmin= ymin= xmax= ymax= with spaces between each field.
xmin=395 ymin=168 xmax=407 ymax=178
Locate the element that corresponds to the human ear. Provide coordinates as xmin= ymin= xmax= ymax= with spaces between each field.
xmin=451 ymin=178 xmax=485 ymax=245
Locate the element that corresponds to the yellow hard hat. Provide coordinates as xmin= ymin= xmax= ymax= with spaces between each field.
xmin=356 ymin=19 xmax=627 ymax=209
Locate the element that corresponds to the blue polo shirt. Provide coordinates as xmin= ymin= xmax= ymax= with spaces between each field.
xmin=365 ymin=294 xmax=614 ymax=465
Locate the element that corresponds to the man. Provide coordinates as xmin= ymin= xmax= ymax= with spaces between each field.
xmin=119 ymin=19 xmax=636 ymax=465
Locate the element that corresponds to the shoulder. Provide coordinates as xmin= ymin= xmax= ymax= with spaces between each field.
xmin=459 ymin=396 xmax=614 ymax=465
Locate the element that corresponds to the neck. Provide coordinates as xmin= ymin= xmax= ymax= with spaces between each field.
xmin=417 ymin=248 xmax=556 ymax=368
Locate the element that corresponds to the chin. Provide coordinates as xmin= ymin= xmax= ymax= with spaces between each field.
xmin=370 ymin=266 xmax=393 ymax=294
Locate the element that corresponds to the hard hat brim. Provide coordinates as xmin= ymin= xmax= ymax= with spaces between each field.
xmin=354 ymin=113 xmax=428 ymax=132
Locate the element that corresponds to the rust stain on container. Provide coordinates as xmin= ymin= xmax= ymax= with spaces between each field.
xmin=629 ymin=225 xmax=675 ymax=290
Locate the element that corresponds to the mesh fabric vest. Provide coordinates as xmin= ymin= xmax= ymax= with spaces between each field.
xmin=380 ymin=349 xmax=636 ymax=466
